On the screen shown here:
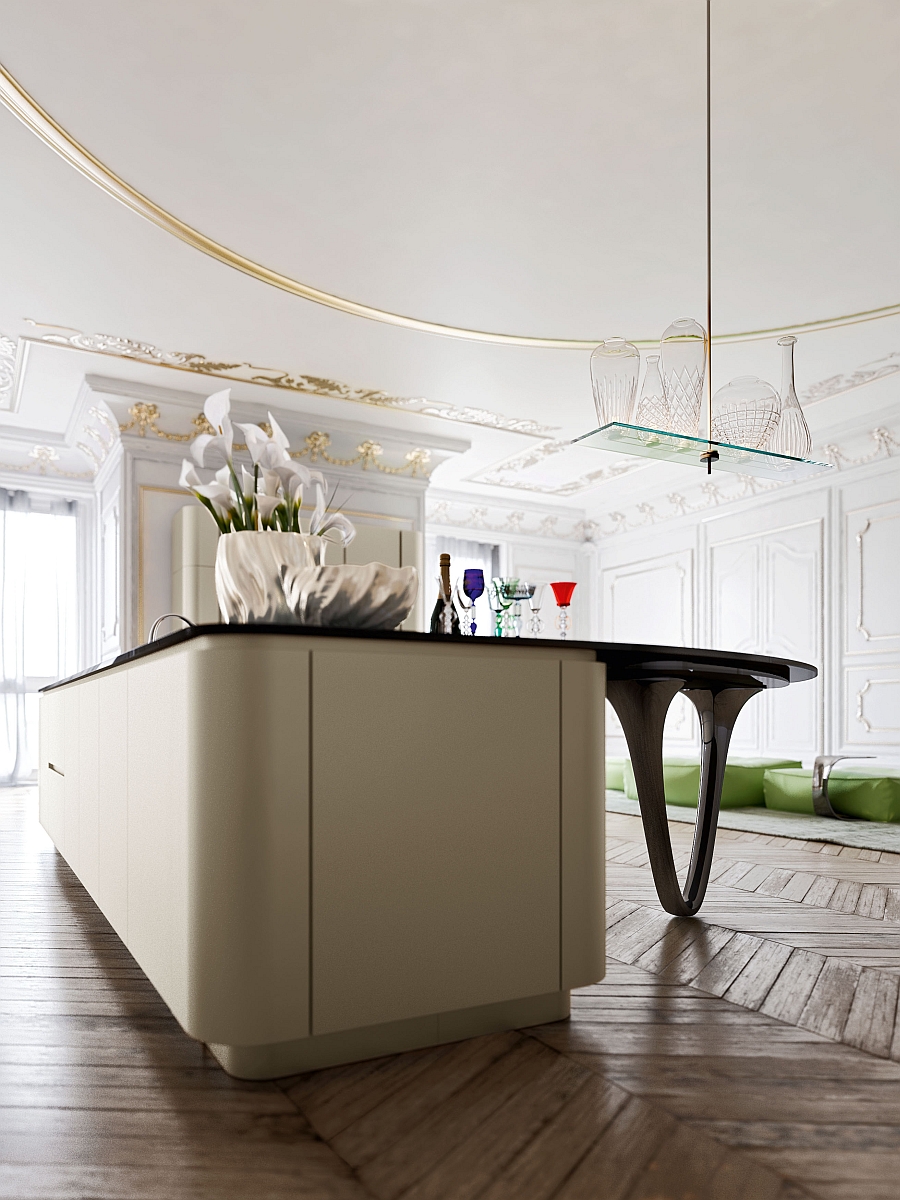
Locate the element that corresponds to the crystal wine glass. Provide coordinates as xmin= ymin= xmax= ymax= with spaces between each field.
xmin=488 ymin=578 xmax=513 ymax=637
xmin=550 ymin=581 xmax=577 ymax=639
xmin=498 ymin=578 xmax=536 ymax=637
xmin=527 ymin=583 xmax=546 ymax=637
xmin=457 ymin=568 xmax=485 ymax=635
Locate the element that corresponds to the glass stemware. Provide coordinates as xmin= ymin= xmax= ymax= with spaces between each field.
xmin=550 ymin=581 xmax=577 ymax=639
xmin=527 ymin=583 xmax=546 ymax=637
xmin=498 ymin=578 xmax=536 ymax=637
xmin=457 ymin=568 xmax=485 ymax=635
xmin=488 ymin=578 xmax=514 ymax=637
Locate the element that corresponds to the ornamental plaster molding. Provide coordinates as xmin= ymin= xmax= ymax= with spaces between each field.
xmin=0 ymin=403 xmax=117 ymax=479
xmin=467 ymin=438 xmax=645 ymax=496
xmin=801 ymin=351 xmax=900 ymax=407
xmin=0 ymin=335 xmax=15 ymax=408
xmin=20 ymin=326 xmax=557 ymax=437
xmin=426 ymin=497 xmax=600 ymax=544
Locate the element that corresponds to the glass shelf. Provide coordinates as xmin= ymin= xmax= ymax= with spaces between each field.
xmin=573 ymin=422 xmax=832 ymax=481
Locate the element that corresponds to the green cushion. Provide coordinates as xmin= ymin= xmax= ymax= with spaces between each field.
xmin=764 ymin=768 xmax=900 ymax=823
xmin=606 ymin=757 xmax=627 ymax=791
xmin=624 ymin=757 xmax=802 ymax=809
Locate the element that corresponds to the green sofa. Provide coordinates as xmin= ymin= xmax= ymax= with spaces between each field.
xmin=764 ymin=768 xmax=900 ymax=823
xmin=617 ymin=756 xmax=802 ymax=809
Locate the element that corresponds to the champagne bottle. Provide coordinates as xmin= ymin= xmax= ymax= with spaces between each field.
xmin=430 ymin=553 xmax=460 ymax=636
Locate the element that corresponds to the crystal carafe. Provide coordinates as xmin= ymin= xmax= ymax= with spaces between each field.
xmin=660 ymin=318 xmax=707 ymax=435
xmin=634 ymin=354 xmax=668 ymax=430
xmin=711 ymin=376 xmax=781 ymax=449
xmin=589 ymin=338 xmax=640 ymax=427
xmin=770 ymin=335 xmax=812 ymax=459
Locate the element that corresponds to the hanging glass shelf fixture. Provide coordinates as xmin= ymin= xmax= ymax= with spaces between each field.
xmin=573 ymin=422 xmax=832 ymax=482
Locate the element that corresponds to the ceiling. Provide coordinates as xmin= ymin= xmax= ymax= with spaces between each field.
xmin=0 ymin=0 xmax=898 ymax=518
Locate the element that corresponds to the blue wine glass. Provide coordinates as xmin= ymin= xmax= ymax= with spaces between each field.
xmin=461 ymin=568 xmax=485 ymax=635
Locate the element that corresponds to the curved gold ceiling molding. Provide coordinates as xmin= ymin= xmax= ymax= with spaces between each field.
xmin=2 ymin=62 xmax=899 ymax=349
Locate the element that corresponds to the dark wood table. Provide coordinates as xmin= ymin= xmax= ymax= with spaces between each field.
xmin=56 ymin=625 xmax=817 ymax=918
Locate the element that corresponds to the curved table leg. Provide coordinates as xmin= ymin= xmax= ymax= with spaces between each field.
xmin=606 ymin=679 xmax=762 ymax=916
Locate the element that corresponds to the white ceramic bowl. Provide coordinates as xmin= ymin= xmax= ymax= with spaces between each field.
xmin=215 ymin=532 xmax=418 ymax=629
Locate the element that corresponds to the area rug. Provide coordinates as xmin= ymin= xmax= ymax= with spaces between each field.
xmin=606 ymin=792 xmax=900 ymax=853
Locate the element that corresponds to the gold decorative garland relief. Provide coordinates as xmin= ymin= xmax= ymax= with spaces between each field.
xmin=119 ymin=403 xmax=431 ymax=476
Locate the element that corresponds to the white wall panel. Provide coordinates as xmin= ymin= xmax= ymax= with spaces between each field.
xmin=845 ymin=668 xmax=900 ymax=747
xmin=600 ymin=546 xmax=696 ymax=752
xmin=844 ymin=495 xmax=900 ymax=656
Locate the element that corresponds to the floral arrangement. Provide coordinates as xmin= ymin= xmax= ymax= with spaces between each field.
xmin=179 ymin=389 xmax=355 ymax=547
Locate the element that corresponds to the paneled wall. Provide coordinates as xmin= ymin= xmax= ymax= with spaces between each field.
xmin=599 ymin=457 xmax=900 ymax=767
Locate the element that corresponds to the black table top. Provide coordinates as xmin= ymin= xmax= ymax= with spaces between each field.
xmin=42 ymin=623 xmax=817 ymax=693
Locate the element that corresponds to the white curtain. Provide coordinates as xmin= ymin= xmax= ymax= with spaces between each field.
xmin=0 ymin=491 xmax=78 ymax=785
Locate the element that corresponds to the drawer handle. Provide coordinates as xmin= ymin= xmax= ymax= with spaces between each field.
xmin=48 ymin=763 xmax=64 ymax=777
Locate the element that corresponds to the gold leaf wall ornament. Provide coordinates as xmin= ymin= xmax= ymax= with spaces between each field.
xmin=289 ymin=432 xmax=431 ymax=476
xmin=116 ymin=409 xmax=432 ymax=477
xmin=119 ymin=402 xmax=195 ymax=442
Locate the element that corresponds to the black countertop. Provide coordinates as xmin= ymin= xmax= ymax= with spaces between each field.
xmin=42 ymin=623 xmax=817 ymax=693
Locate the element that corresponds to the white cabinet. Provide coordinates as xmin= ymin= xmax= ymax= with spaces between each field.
xmin=39 ymin=633 xmax=605 ymax=1079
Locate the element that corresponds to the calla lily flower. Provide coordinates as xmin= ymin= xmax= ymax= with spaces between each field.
xmin=255 ymin=494 xmax=281 ymax=526
xmin=194 ymin=479 xmax=234 ymax=515
xmin=269 ymin=414 xmax=291 ymax=452
xmin=236 ymin=421 xmax=291 ymax=470
xmin=179 ymin=460 xmax=203 ymax=490
xmin=192 ymin=389 xmax=235 ymax=467
xmin=204 ymin=389 xmax=232 ymax=433
xmin=179 ymin=389 xmax=355 ymax=543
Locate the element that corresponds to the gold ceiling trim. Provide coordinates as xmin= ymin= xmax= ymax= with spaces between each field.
xmin=2 ymin=62 xmax=899 ymax=348
xmin=20 ymin=327 xmax=557 ymax=436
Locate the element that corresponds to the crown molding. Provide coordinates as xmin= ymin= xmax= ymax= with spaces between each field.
xmin=12 ymin=327 xmax=556 ymax=437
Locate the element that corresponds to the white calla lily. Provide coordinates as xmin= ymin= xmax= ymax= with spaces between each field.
xmin=269 ymin=414 xmax=291 ymax=452
xmin=179 ymin=389 xmax=355 ymax=544
xmin=204 ymin=389 xmax=232 ymax=433
xmin=255 ymin=494 xmax=281 ymax=526
xmin=179 ymin=460 xmax=202 ymax=490
xmin=315 ymin=511 xmax=356 ymax=546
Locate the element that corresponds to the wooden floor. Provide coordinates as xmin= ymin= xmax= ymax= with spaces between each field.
xmin=5 ymin=793 xmax=900 ymax=1198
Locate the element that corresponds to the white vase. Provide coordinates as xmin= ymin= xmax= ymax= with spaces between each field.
xmin=215 ymin=531 xmax=324 ymax=624
xmin=214 ymin=530 xmax=419 ymax=630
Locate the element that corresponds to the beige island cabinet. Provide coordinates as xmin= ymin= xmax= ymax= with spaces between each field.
xmin=39 ymin=628 xmax=606 ymax=1078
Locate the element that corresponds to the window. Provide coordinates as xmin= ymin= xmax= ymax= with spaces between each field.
xmin=0 ymin=491 xmax=78 ymax=785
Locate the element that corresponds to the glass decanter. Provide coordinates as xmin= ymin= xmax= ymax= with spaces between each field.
xmin=660 ymin=318 xmax=707 ymax=436
xmin=711 ymin=375 xmax=781 ymax=450
xmin=550 ymin=581 xmax=577 ymax=639
xmin=634 ymin=354 xmax=669 ymax=431
xmin=769 ymin=335 xmax=812 ymax=459
xmin=589 ymin=338 xmax=641 ymax=427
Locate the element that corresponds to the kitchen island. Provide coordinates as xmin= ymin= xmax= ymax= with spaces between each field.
xmin=39 ymin=626 xmax=814 ymax=1078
